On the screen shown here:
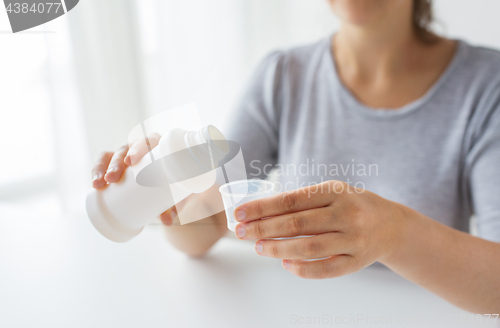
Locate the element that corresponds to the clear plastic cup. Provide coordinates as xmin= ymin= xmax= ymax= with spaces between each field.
xmin=219 ymin=179 xmax=275 ymax=231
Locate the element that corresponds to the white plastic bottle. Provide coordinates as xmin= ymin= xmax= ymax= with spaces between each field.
xmin=85 ymin=125 xmax=228 ymax=242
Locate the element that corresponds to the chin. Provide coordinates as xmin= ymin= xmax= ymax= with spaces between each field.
xmin=329 ymin=0 xmax=410 ymax=27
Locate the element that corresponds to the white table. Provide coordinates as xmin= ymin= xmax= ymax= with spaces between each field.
xmin=0 ymin=203 xmax=498 ymax=328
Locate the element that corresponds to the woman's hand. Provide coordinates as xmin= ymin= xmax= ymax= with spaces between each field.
xmin=233 ymin=180 xmax=406 ymax=279
xmin=90 ymin=133 xmax=178 ymax=226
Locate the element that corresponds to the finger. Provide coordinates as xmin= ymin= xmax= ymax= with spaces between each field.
xmin=283 ymin=254 xmax=360 ymax=279
xmin=234 ymin=181 xmax=344 ymax=222
xmin=160 ymin=207 xmax=178 ymax=226
xmin=104 ymin=146 xmax=129 ymax=183
xmin=91 ymin=151 xmax=113 ymax=189
xmin=125 ymin=133 xmax=161 ymax=166
xmin=235 ymin=207 xmax=337 ymax=239
xmin=255 ymin=232 xmax=352 ymax=259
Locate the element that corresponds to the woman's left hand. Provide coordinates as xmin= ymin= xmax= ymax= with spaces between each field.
xmin=233 ymin=180 xmax=407 ymax=279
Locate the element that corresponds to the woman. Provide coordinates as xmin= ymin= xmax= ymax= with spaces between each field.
xmin=91 ymin=0 xmax=500 ymax=312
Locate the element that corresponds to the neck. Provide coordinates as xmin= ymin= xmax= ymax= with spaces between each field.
xmin=333 ymin=16 xmax=424 ymax=79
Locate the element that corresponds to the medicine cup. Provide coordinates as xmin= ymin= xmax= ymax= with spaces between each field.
xmin=219 ymin=179 xmax=275 ymax=231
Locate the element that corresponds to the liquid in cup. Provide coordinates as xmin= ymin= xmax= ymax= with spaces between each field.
xmin=219 ymin=179 xmax=275 ymax=231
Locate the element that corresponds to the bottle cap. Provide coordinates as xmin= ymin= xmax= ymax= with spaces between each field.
xmin=86 ymin=188 xmax=144 ymax=242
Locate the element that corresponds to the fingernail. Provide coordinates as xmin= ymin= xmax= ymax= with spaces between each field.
xmin=127 ymin=153 xmax=137 ymax=165
xmin=283 ymin=260 xmax=290 ymax=269
xmin=235 ymin=210 xmax=246 ymax=221
xmin=107 ymin=167 xmax=117 ymax=173
xmin=236 ymin=225 xmax=246 ymax=238
xmin=93 ymin=174 xmax=101 ymax=181
xmin=255 ymin=241 xmax=263 ymax=254
xmin=171 ymin=210 xmax=177 ymax=220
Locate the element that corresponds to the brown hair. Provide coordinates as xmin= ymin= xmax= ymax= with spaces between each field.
xmin=413 ymin=0 xmax=437 ymax=43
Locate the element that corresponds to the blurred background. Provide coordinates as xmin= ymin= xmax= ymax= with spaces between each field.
xmin=0 ymin=0 xmax=500 ymax=326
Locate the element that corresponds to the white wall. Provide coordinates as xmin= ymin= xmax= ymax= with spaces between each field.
xmin=134 ymin=0 xmax=340 ymax=132
xmin=434 ymin=0 xmax=500 ymax=49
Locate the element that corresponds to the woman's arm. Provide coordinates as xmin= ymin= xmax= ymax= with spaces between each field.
xmin=382 ymin=204 xmax=500 ymax=313
xmin=232 ymin=181 xmax=500 ymax=313
xmin=159 ymin=187 xmax=228 ymax=257
xmin=161 ymin=210 xmax=228 ymax=257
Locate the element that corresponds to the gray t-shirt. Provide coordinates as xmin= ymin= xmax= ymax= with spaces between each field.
xmin=225 ymin=36 xmax=500 ymax=242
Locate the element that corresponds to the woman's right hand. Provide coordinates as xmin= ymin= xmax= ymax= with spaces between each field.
xmin=90 ymin=133 xmax=177 ymax=226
